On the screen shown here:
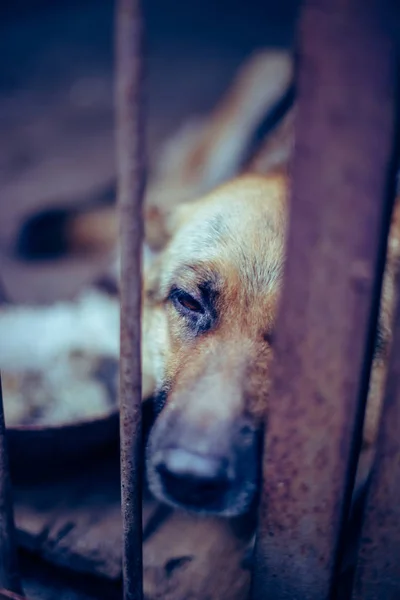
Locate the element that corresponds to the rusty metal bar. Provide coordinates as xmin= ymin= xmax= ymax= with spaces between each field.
xmin=352 ymin=228 xmax=400 ymax=599
xmin=115 ymin=0 xmax=145 ymax=598
xmin=251 ymin=1 xmax=398 ymax=598
xmin=0 ymin=376 xmax=23 ymax=595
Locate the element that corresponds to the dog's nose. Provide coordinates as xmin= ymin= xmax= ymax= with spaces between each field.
xmin=155 ymin=448 xmax=230 ymax=509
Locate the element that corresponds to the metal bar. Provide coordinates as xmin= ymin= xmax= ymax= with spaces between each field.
xmin=251 ymin=1 xmax=398 ymax=598
xmin=352 ymin=218 xmax=400 ymax=599
xmin=0 ymin=376 xmax=23 ymax=595
xmin=115 ymin=0 xmax=145 ymax=598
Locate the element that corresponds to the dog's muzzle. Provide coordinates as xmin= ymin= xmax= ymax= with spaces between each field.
xmin=153 ymin=448 xmax=231 ymax=510
xmin=146 ymin=413 xmax=261 ymax=516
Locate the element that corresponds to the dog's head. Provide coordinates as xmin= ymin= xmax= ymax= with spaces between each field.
xmin=144 ymin=173 xmax=287 ymax=516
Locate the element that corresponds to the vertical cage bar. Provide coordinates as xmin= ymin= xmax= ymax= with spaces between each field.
xmin=115 ymin=0 xmax=145 ymax=598
xmin=251 ymin=0 xmax=397 ymax=598
xmin=0 ymin=375 xmax=22 ymax=595
xmin=352 ymin=219 xmax=400 ymax=600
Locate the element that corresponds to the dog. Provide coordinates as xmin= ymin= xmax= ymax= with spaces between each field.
xmin=12 ymin=50 xmax=400 ymax=521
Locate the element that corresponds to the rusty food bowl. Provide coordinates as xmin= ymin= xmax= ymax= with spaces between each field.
xmin=7 ymin=410 xmax=120 ymax=481
xmin=0 ymin=289 xmax=122 ymax=480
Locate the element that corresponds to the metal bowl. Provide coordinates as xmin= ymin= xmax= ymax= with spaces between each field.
xmin=7 ymin=410 xmax=120 ymax=482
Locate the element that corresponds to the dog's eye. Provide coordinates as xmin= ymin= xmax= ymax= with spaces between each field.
xmin=173 ymin=290 xmax=204 ymax=314
xmin=263 ymin=330 xmax=275 ymax=346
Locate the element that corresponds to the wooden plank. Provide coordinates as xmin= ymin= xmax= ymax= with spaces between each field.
xmin=352 ymin=224 xmax=400 ymax=599
xmin=115 ymin=0 xmax=145 ymax=599
xmin=14 ymin=457 xmax=124 ymax=582
xmin=18 ymin=551 xmax=120 ymax=600
xmin=12 ymin=456 xmax=252 ymax=600
xmin=251 ymin=1 xmax=398 ymax=598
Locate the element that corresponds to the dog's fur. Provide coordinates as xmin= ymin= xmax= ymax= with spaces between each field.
xmin=142 ymin=169 xmax=400 ymax=517
xmin=142 ymin=172 xmax=287 ymax=515
xmin=14 ymin=51 xmax=400 ymax=520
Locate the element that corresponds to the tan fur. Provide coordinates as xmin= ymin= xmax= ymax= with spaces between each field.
xmin=144 ymin=173 xmax=286 ymax=409
xmin=144 ymin=50 xmax=293 ymax=251
xmin=244 ymin=108 xmax=294 ymax=175
xmin=68 ymin=205 xmax=117 ymax=254
xmin=142 ymin=168 xmax=400 ymax=515
xmin=143 ymin=174 xmax=288 ymax=514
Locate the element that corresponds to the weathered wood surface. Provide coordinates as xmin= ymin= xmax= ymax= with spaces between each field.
xmin=12 ymin=454 xmax=252 ymax=600
xmin=18 ymin=550 xmax=120 ymax=600
xmin=14 ymin=457 xmax=123 ymax=582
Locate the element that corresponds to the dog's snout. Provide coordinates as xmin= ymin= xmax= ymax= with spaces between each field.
xmin=154 ymin=449 xmax=230 ymax=510
xmin=159 ymin=449 xmax=228 ymax=479
xmin=147 ymin=414 xmax=261 ymax=515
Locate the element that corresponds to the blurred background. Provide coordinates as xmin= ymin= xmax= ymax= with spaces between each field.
xmin=0 ymin=0 xmax=299 ymax=303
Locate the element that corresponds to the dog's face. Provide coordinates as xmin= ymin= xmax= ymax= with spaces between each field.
xmin=144 ymin=173 xmax=287 ymax=517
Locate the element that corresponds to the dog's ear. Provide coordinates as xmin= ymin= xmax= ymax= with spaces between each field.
xmin=243 ymin=108 xmax=294 ymax=177
xmin=145 ymin=50 xmax=294 ymax=251
xmin=15 ymin=51 xmax=294 ymax=262
xmin=177 ymin=50 xmax=294 ymax=190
